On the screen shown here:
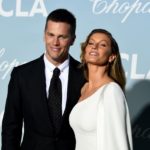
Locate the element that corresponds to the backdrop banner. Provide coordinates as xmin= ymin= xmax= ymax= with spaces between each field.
xmin=0 ymin=0 xmax=150 ymax=149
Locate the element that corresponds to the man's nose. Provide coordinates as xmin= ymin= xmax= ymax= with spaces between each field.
xmin=53 ymin=37 xmax=60 ymax=45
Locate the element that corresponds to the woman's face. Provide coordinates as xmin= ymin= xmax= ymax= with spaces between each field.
xmin=84 ymin=32 xmax=115 ymax=66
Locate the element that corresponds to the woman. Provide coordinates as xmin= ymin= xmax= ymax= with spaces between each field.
xmin=69 ymin=29 xmax=133 ymax=150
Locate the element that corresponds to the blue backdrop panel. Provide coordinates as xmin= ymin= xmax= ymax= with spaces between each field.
xmin=0 ymin=0 xmax=150 ymax=149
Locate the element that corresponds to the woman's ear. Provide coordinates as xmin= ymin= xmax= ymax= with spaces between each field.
xmin=109 ymin=54 xmax=116 ymax=63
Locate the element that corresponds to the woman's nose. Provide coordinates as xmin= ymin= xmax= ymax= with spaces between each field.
xmin=92 ymin=43 xmax=98 ymax=49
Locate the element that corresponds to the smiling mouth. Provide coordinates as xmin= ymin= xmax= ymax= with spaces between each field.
xmin=51 ymin=47 xmax=61 ymax=52
xmin=89 ymin=51 xmax=99 ymax=56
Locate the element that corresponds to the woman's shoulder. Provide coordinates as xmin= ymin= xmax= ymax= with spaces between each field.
xmin=102 ymin=82 xmax=126 ymax=105
xmin=104 ymin=82 xmax=123 ymax=94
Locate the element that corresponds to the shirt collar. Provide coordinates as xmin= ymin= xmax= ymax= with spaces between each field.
xmin=44 ymin=54 xmax=69 ymax=72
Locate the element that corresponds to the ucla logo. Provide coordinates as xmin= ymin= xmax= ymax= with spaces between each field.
xmin=121 ymin=53 xmax=150 ymax=80
xmin=0 ymin=0 xmax=47 ymax=17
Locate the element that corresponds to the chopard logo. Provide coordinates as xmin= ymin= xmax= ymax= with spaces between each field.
xmin=90 ymin=0 xmax=150 ymax=23
xmin=133 ymin=124 xmax=150 ymax=139
xmin=0 ymin=48 xmax=24 ymax=80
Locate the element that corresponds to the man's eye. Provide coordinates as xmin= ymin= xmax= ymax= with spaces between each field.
xmin=59 ymin=36 xmax=69 ymax=39
xmin=47 ymin=33 xmax=53 ymax=37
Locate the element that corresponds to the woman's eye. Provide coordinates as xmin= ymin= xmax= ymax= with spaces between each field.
xmin=99 ymin=43 xmax=106 ymax=47
xmin=88 ymin=42 xmax=94 ymax=45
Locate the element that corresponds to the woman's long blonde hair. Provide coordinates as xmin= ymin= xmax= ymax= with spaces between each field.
xmin=80 ymin=29 xmax=126 ymax=91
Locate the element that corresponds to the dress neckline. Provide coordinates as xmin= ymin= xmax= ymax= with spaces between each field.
xmin=77 ymin=82 xmax=115 ymax=105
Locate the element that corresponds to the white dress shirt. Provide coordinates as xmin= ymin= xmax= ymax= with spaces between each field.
xmin=44 ymin=54 xmax=69 ymax=115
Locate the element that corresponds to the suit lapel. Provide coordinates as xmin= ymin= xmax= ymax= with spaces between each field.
xmin=35 ymin=55 xmax=47 ymax=102
xmin=31 ymin=55 xmax=51 ymax=121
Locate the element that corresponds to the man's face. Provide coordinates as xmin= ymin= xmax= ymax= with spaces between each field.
xmin=44 ymin=20 xmax=75 ymax=66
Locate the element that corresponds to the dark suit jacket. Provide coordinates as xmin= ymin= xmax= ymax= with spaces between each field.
xmin=1 ymin=55 xmax=85 ymax=150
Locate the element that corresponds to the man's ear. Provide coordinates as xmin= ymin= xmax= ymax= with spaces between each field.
xmin=70 ymin=35 xmax=76 ymax=45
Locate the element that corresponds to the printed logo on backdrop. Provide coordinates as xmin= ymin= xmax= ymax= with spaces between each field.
xmin=133 ymin=124 xmax=150 ymax=140
xmin=0 ymin=48 xmax=149 ymax=81
xmin=121 ymin=53 xmax=150 ymax=80
xmin=90 ymin=0 xmax=150 ymax=23
xmin=0 ymin=48 xmax=23 ymax=130
xmin=0 ymin=0 xmax=47 ymax=17
xmin=0 ymin=48 xmax=25 ymax=80
xmin=1 ymin=0 xmax=150 ymax=23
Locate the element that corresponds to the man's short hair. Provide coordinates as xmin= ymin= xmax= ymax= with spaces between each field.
xmin=45 ymin=9 xmax=76 ymax=37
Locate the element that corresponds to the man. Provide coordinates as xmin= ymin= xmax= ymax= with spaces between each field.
xmin=1 ymin=9 xmax=85 ymax=150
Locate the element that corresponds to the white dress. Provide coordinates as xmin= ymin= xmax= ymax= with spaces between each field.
xmin=69 ymin=82 xmax=133 ymax=150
